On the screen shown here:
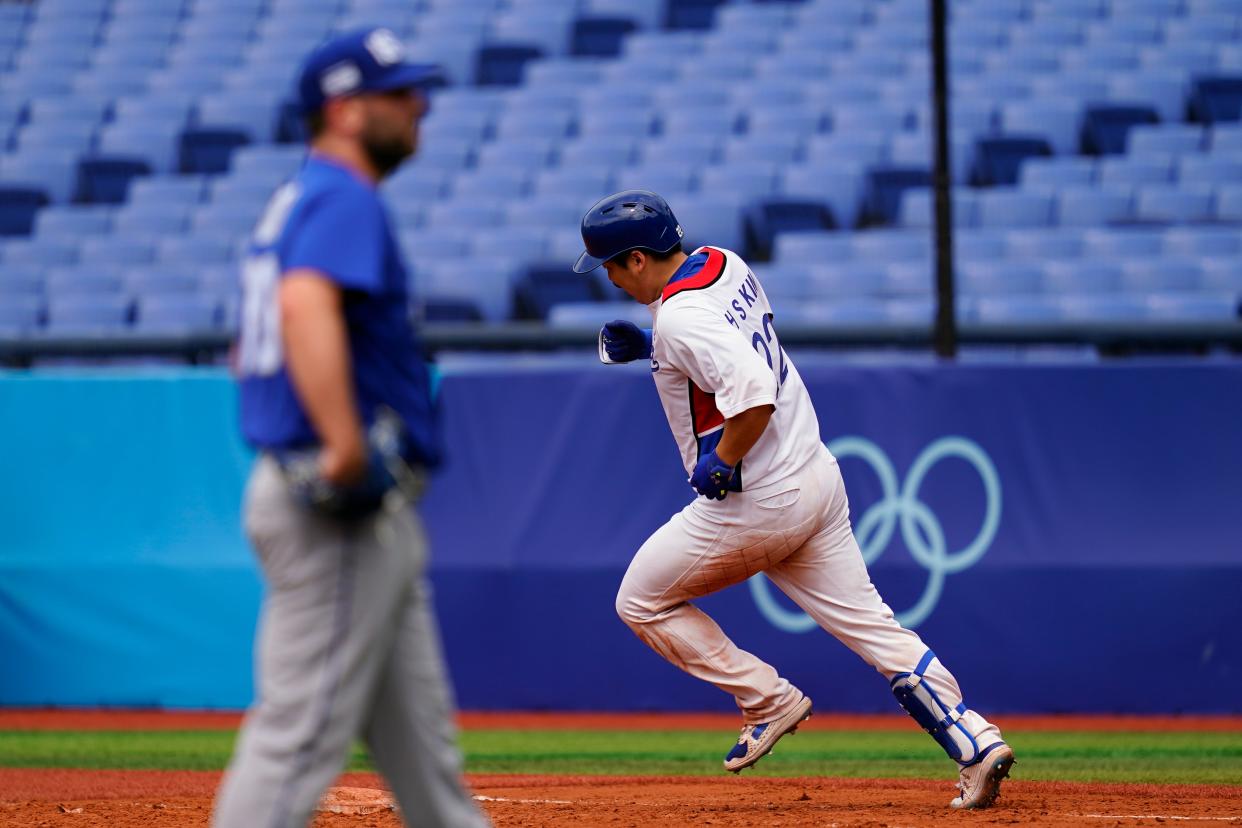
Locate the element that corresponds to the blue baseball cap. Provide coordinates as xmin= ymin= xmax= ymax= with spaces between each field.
xmin=297 ymin=27 xmax=443 ymax=115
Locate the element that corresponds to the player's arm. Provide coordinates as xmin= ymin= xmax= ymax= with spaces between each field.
xmin=714 ymin=404 xmax=776 ymax=467
xmin=279 ymin=269 xmax=367 ymax=485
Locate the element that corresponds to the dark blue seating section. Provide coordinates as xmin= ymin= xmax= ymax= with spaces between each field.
xmin=2 ymin=0 xmax=1242 ymax=334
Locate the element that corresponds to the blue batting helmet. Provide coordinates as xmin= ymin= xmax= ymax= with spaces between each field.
xmin=573 ymin=190 xmax=684 ymax=273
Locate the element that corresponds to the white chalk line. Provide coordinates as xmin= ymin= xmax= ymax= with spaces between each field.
xmin=1064 ymin=816 xmax=1241 ymax=823
xmin=473 ymin=795 xmax=574 ymax=805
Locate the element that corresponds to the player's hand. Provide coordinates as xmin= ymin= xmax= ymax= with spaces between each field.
xmin=320 ymin=438 xmax=368 ymax=486
xmin=599 ymin=320 xmax=652 ymax=363
xmin=690 ymin=449 xmax=735 ymax=500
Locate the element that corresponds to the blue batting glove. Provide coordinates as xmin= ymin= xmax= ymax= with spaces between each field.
xmin=690 ymin=449 xmax=735 ymax=500
xmin=600 ymin=320 xmax=652 ymax=363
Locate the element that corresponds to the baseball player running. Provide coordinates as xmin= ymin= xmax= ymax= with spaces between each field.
xmin=573 ymin=190 xmax=1015 ymax=809
xmin=215 ymin=29 xmax=489 ymax=828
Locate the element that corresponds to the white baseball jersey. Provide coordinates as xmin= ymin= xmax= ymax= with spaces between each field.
xmin=648 ymin=246 xmax=825 ymax=491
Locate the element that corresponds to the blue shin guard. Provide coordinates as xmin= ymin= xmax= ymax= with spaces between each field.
xmin=890 ymin=650 xmax=981 ymax=765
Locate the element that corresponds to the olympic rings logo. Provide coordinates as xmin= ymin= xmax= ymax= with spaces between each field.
xmin=749 ymin=436 xmax=1002 ymax=632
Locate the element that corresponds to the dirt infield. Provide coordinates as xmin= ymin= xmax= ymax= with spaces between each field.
xmin=1 ymin=769 xmax=1241 ymax=827
xmin=2 ymin=712 xmax=1240 ymax=826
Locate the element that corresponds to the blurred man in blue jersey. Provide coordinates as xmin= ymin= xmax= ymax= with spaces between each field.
xmin=214 ymin=28 xmax=490 ymax=828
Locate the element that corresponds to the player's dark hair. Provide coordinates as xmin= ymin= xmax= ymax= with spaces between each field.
xmin=608 ymin=244 xmax=683 ymax=267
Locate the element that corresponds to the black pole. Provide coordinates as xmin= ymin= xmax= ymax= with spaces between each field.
xmin=929 ymin=0 xmax=957 ymax=358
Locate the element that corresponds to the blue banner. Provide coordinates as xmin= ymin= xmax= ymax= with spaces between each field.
xmin=1 ymin=359 xmax=1238 ymax=712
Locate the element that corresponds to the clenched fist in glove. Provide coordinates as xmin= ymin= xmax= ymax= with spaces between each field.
xmin=691 ymin=449 xmax=735 ymax=500
xmin=598 ymin=319 xmax=653 ymax=364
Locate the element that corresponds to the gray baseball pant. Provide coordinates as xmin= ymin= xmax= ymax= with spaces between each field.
xmin=212 ymin=456 xmax=489 ymax=828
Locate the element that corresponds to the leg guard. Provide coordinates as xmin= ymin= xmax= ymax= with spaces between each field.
xmin=890 ymin=650 xmax=981 ymax=765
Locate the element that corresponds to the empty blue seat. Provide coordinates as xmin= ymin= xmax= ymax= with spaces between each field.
xmin=669 ymin=195 xmax=747 ymax=253
xmin=804 ymin=133 xmax=889 ymax=167
xmin=811 ymin=261 xmax=887 ymax=297
xmin=1108 ymin=73 xmax=1191 ymax=124
xmin=423 ymin=201 xmax=506 ymax=230
xmin=503 ymin=196 xmax=588 ymax=231
xmin=1179 ymin=155 xmax=1242 ymax=187
xmin=1005 ymin=228 xmax=1086 ymax=260
xmin=639 ymin=136 xmax=720 ymax=166
xmin=79 ymin=237 xmax=157 ymax=266
xmin=419 ymin=256 xmax=518 ymax=321
xmin=972 ymin=294 xmax=1066 ymax=323
xmin=158 ymin=235 xmax=238 ymax=265
xmin=780 ymin=165 xmax=865 ymax=229
xmin=1084 ymin=227 xmax=1166 ymax=259
xmin=125 ymin=266 xmax=201 ymax=297
xmin=744 ymin=199 xmax=836 ymax=259
xmin=973 ymin=136 xmax=1054 ymax=187
xmin=1056 ymin=187 xmax=1134 ymax=226
xmin=1164 ymin=226 xmax=1242 ymax=257
xmin=1098 ymin=156 xmax=1174 ymax=188
xmin=493 ymin=109 xmax=575 ymax=142
xmin=33 ymin=206 xmax=114 ymax=239
xmin=1056 ymin=294 xmax=1150 ymax=321
xmin=1121 ymin=258 xmax=1204 ymax=292
xmin=451 ymin=170 xmax=530 ymax=200
xmin=45 ymin=295 xmax=132 ymax=333
xmin=1128 ymin=124 xmax=1208 ymax=156
xmin=1134 ymin=185 xmax=1215 ymax=223
xmin=512 ymin=263 xmax=605 ymax=320
xmin=613 ymin=165 xmax=697 ymax=196
xmin=474 ymin=138 xmax=557 ymax=170
xmin=1043 ymin=260 xmax=1124 ymax=294
xmin=127 ymin=176 xmax=208 ymax=209
xmin=556 ymin=138 xmax=636 ymax=169
xmin=976 ymin=190 xmax=1054 ymax=228
xmin=772 ymin=231 xmax=854 ymax=265
xmin=1145 ymin=292 xmax=1239 ymax=321
xmin=958 ymin=261 xmax=1045 ymax=296
xmin=861 ymin=167 xmax=931 ymax=226
xmin=852 ymin=230 xmax=931 ymax=263
xmin=1081 ymin=104 xmax=1161 ymax=157
xmin=0 ymin=150 xmax=80 ymax=204
xmin=547 ymin=299 xmax=647 ymax=327
xmin=1215 ymin=184 xmax=1242 ymax=221
xmin=571 ymin=15 xmax=636 ymax=57
xmin=1000 ymin=100 xmax=1081 ymax=156
xmin=0 ymin=295 xmax=43 ymax=333
xmin=1199 ymin=257 xmax=1242 ymax=291
xmin=476 ymin=44 xmax=545 ymax=86
xmin=45 ymin=265 xmax=126 ymax=297
xmin=1190 ymin=75 xmax=1242 ymax=124
xmin=0 ymin=264 xmax=44 ymax=297
xmin=0 ymin=238 xmax=78 ymax=266
xmin=898 ymin=188 xmax=980 ymax=228
xmin=135 ymin=295 xmax=220 ymax=332
xmin=532 ymin=167 xmax=614 ymax=200
xmin=698 ymin=162 xmax=779 ymax=201
xmin=955 ymin=229 xmax=1009 ymax=264
xmin=470 ymin=227 xmax=548 ymax=262
xmin=881 ymin=261 xmax=934 ymax=297
xmin=112 ymin=205 xmax=192 ymax=236
xmin=1020 ymin=157 xmax=1098 ymax=189
xmin=0 ymin=187 xmax=49 ymax=237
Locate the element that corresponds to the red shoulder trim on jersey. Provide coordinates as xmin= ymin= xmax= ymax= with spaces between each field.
xmin=662 ymin=247 xmax=726 ymax=302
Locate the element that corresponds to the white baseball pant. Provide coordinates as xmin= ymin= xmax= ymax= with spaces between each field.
xmin=616 ymin=444 xmax=1002 ymax=749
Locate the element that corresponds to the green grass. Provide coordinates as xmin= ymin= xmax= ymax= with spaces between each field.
xmin=2 ymin=729 xmax=1240 ymax=786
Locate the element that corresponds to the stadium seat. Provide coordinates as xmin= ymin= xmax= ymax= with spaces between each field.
xmin=571 ymin=16 xmax=636 ymax=57
xmin=135 ymin=295 xmax=221 ymax=333
xmin=744 ymin=199 xmax=836 ymax=261
xmin=476 ymin=44 xmax=546 ymax=86
xmin=1084 ymin=227 xmax=1166 ymax=259
xmin=861 ymin=167 xmax=931 ymax=226
xmin=1121 ymin=258 xmax=1204 ymax=292
xmin=1178 ymin=156 xmax=1242 ymax=187
xmin=1055 ymin=187 xmax=1135 ymax=226
xmin=958 ymin=261 xmax=1045 ymax=296
xmin=1042 ymin=260 xmax=1125 ymax=294
xmin=419 ymin=257 xmax=518 ymax=321
xmin=1189 ymin=75 xmax=1242 ymax=124
xmin=1145 ymin=292 xmax=1239 ymax=321
xmin=0 ymin=238 xmax=79 ymax=267
xmin=1098 ymin=156 xmax=1174 ymax=188
xmin=512 ymin=264 xmax=605 ymax=320
xmin=972 ymin=136 xmax=1054 ymax=187
xmin=976 ymin=190 xmax=1055 ymax=228
xmin=0 ymin=295 xmax=43 ymax=333
xmin=1127 ymin=124 xmax=1208 ymax=156
xmin=1163 ymin=226 xmax=1242 ymax=257
xmin=75 ymin=158 xmax=152 ymax=205
xmin=1134 ymin=185 xmax=1216 ymax=223
xmin=45 ymin=295 xmax=132 ymax=333
xmin=0 ymin=187 xmax=49 ymax=237
xmin=1080 ymin=104 xmax=1161 ymax=156
xmin=672 ymin=195 xmax=747 ymax=254
xmin=1005 ymin=228 xmax=1086 ymax=261
xmin=1020 ymin=157 xmax=1098 ymax=190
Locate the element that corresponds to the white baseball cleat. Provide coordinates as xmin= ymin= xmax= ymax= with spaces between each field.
xmin=950 ymin=741 xmax=1015 ymax=809
xmin=723 ymin=693 xmax=813 ymax=773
